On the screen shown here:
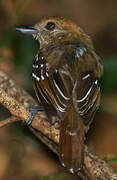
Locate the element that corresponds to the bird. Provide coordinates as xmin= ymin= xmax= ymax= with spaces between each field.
xmin=16 ymin=16 xmax=103 ymax=173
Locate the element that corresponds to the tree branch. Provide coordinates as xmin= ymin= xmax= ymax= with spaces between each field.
xmin=0 ymin=116 xmax=18 ymax=127
xmin=0 ymin=70 xmax=116 ymax=179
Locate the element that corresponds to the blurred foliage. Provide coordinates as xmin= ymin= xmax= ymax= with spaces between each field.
xmin=105 ymin=153 xmax=117 ymax=165
xmin=101 ymin=58 xmax=117 ymax=94
xmin=16 ymin=33 xmax=39 ymax=85
xmin=40 ymin=172 xmax=77 ymax=180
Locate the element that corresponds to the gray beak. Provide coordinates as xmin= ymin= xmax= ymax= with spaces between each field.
xmin=15 ymin=25 xmax=38 ymax=34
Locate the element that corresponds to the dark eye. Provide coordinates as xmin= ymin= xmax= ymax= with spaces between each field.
xmin=45 ymin=22 xmax=56 ymax=31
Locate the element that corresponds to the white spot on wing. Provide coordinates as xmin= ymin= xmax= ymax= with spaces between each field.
xmin=41 ymin=75 xmax=44 ymax=80
xmin=82 ymin=74 xmax=90 ymax=80
xmin=61 ymin=163 xmax=65 ymax=167
xmin=35 ymin=55 xmax=38 ymax=61
xmin=33 ymin=64 xmax=38 ymax=68
xmin=46 ymin=72 xmax=49 ymax=77
xmin=40 ymin=64 xmax=44 ymax=80
xmin=95 ymin=80 xmax=98 ymax=84
xmin=32 ymin=73 xmax=40 ymax=81
xmin=69 ymin=168 xmax=74 ymax=174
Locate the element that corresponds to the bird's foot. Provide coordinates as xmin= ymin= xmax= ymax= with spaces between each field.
xmin=27 ymin=106 xmax=43 ymax=126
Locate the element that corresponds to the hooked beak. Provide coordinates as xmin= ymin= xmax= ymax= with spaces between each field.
xmin=15 ymin=25 xmax=38 ymax=34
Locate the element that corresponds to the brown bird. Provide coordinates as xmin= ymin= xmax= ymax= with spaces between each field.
xmin=16 ymin=16 xmax=103 ymax=173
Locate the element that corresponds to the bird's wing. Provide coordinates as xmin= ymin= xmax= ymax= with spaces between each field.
xmin=58 ymin=45 xmax=103 ymax=171
xmin=32 ymin=47 xmax=73 ymax=121
xmin=32 ymin=44 xmax=103 ymax=125
xmin=72 ymin=49 xmax=103 ymax=128
xmin=73 ymin=75 xmax=101 ymax=127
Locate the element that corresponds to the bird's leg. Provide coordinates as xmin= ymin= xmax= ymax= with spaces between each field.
xmin=27 ymin=106 xmax=44 ymax=126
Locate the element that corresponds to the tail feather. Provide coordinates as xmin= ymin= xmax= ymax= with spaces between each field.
xmin=59 ymin=105 xmax=85 ymax=173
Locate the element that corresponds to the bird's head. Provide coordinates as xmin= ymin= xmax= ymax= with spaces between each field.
xmin=16 ymin=16 xmax=93 ymax=49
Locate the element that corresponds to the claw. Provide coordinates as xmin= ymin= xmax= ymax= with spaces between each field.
xmin=27 ymin=106 xmax=43 ymax=126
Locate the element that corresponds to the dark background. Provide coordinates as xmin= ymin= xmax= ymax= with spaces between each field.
xmin=0 ymin=0 xmax=117 ymax=179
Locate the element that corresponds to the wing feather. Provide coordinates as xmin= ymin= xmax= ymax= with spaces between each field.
xmin=32 ymin=44 xmax=103 ymax=126
xmin=32 ymin=48 xmax=73 ymax=121
xmin=72 ymin=49 xmax=102 ymax=127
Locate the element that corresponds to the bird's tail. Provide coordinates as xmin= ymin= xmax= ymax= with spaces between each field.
xmin=59 ymin=104 xmax=85 ymax=173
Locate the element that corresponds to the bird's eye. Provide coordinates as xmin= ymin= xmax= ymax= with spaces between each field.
xmin=45 ymin=22 xmax=56 ymax=31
